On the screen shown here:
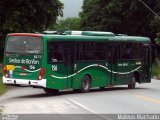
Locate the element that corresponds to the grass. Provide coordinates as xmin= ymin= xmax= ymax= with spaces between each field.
xmin=0 ymin=66 xmax=6 ymax=96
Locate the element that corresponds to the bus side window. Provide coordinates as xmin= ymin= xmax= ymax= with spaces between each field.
xmin=119 ymin=43 xmax=132 ymax=59
xmin=47 ymin=41 xmax=63 ymax=63
xmin=95 ymin=42 xmax=106 ymax=60
xmin=79 ymin=42 xmax=95 ymax=60
xmin=74 ymin=42 xmax=79 ymax=61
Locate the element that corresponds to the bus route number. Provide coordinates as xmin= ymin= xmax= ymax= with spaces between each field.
xmin=29 ymin=65 xmax=35 ymax=70
xmin=52 ymin=65 xmax=57 ymax=71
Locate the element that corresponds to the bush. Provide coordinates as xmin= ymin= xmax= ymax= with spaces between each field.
xmin=0 ymin=66 xmax=6 ymax=95
xmin=152 ymin=58 xmax=160 ymax=80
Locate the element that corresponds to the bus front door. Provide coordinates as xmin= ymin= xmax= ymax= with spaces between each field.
xmin=141 ymin=45 xmax=151 ymax=83
xmin=108 ymin=46 xmax=117 ymax=85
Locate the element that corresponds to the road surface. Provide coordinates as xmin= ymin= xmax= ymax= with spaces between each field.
xmin=0 ymin=79 xmax=160 ymax=120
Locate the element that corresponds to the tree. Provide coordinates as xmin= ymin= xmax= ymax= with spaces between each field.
xmin=150 ymin=17 xmax=160 ymax=35
xmin=80 ymin=0 xmax=160 ymax=39
xmin=0 ymin=0 xmax=63 ymax=34
xmin=0 ymin=0 xmax=63 ymax=62
xmin=53 ymin=17 xmax=81 ymax=31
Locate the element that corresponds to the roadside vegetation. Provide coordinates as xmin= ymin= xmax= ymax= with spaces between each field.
xmin=152 ymin=58 xmax=160 ymax=80
xmin=153 ymin=36 xmax=160 ymax=80
xmin=0 ymin=65 xmax=6 ymax=95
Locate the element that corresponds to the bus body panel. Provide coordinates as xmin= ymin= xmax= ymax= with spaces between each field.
xmin=72 ymin=61 xmax=109 ymax=89
xmin=45 ymin=63 xmax=68 ymax=90
xmin=115 ymin=60 xmax=142 ymax=85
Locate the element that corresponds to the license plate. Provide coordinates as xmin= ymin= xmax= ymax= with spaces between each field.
xmin=20 ymin=73 xmax=27 ymax=76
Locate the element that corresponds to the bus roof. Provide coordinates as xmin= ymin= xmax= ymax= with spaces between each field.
xmin=7 ymin=31 xmax=151 ymax=43
xmin=114 ymin=36 xmax=151 ymax=43
xmin=45 ymin=35 xmax=150 ymax=43
xmin=45 ymin=34 xmax=114 ymax=42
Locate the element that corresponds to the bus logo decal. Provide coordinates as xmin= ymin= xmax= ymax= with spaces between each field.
xmin=74 ymin=64 xmax=77 ymax=70
xmin=52 ymin=65 xmax=58 ymax=71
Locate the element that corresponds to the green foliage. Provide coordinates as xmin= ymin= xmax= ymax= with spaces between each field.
xmin=155 ymin=33 xmax=160 ymax=45
xmin=0 ymin=0 xmax=63 ymax=34
xmin=0 ymin=66 xmax=6 ymax=95
xmin=53 ymin=17 xmax=81 ymax=31
xmin=0 ymin=80 xmax=6 ymax=96
xmin=80 ymin=0 xmax=160 ymax=38
xmin=150 ymin=17 xmax=160 ymax=35
xmin=152 ymin=58 xmax=160 ymax=79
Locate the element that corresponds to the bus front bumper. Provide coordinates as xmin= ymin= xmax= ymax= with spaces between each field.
xmin=2 ymin=76 xmax=46 ymax=88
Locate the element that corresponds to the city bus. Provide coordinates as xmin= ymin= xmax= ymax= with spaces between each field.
xmin=2 ymin=31 xmax=152 ymax=94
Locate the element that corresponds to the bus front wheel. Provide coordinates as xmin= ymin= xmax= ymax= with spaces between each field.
xmin=128 ymin=76 xmax=136 ymax=89
xmin=43 ymin=88 xmax=59 ymax=94
xmin=80 ymin=75 xmax=91 ymax=93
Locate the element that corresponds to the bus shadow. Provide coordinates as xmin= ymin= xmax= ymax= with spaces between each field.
xmin=11 ymin=87 xmax=148 ymax=99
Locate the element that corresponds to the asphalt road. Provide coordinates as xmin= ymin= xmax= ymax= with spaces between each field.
xmin=0 ymin=79 xmax=160 ymax=120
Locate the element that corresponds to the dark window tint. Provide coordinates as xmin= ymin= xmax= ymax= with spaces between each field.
xmin=119 ymin=43 xmax=132 ymax=59
xmin=6 ymin=36 xmax=43 ymax=54
xmin=77 ymin=42 xmax=107 ymax=61
xmin=132 ymin=43 xmax=141 ymax=59
xmin=48 ymin=41 xmax=63 ymax=63
xmin=95 ymin=42 xmax=106 ymax=60
xmin=79 ymin=42 xmax=95 ymax=60
xmin=74 ymin=42 xmax=79 ymax=60
xmin=119 ymin=43 xmax=141 ymax=60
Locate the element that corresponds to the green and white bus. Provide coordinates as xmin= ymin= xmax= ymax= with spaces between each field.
xmin=3 ymin=31 xmax=152 ymax=93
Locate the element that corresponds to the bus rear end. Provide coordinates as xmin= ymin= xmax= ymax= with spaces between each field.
xmin=3 ymin=33 xmax=46 ymax=88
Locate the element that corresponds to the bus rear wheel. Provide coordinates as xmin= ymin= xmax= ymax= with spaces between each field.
xmin=80 ymin=75 xmax=91 ymax=93
xmin=128 ymin=76 xmax=136 ymax=89
xmin=43 ymin=88 xmax=59 ymax=94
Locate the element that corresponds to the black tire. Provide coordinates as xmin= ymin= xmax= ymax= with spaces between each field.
xmin=128 ymin=76 xmax=136 ymax=89
xmin=80 ymin=75 xmax=91 ymax=93
xmin=73 ymin=89 xmax=80 ymax=92
xmin=100 ymin=87 xmax=105 ymax=90
xmin=43 ymin=88 xmax=59 ymax=94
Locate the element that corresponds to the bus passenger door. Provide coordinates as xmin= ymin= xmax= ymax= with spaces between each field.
xmin=63 ymin=42 xmax=74 ymax=88
xmin=47 ymin=41 xmax=69 ymax=90
xmin=141 ymin=45 xmax=151 ymax=83
xmin=107 ymin=46 xmax=117 ymax=85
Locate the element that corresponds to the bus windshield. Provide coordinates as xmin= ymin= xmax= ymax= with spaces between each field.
xmin=6 ymin=36 xmax=43 ymax=54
